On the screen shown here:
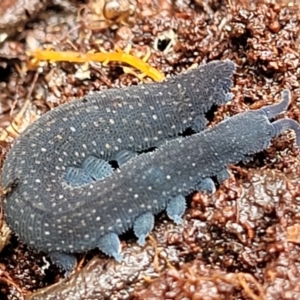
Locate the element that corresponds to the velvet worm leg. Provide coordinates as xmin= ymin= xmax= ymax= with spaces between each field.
xmin=133 ymin=212 xmax=154 ymax=246
xmin=82 ymin=156 xmax=113 ymax=180
xmin=48 ymin=251 xmax=77 ymax=276
xmin=114 ymin=150 xmax=137 ymax=166
xmin=65 ymin=167 xmax=94 ymax=187
xmin=98 ymin=233 xmax=123 ymax=262
xmin=196 ymin=178 xmax=216 ymax=194
xmin=166 ymin=195 xmax=186 ymax=224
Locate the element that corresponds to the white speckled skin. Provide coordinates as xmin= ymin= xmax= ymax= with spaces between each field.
xmin=4 ymin=90 xmax=299 ymax=256
xmin=2 ymin=60 xmax=236 ymax=256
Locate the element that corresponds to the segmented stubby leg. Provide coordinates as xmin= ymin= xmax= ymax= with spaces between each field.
xmin=65 ymin=167 xmax=94 ymax=187
xmin=166 ymin=195 xmax=186 ymax=225
xmin=66 ymin=157 xmax=113 ymax=186
xmin=213 ymin=75 xmax=233 ymax=102
xmin=241 ymin=154 xmax=253 ymax=164
xmin=133 ymin=212 xmax=154 ymax=246
xmin=114 ymin=150 xmax=137 ymax=166
xmin=260 ymin=90 xmax=290 ymax=119
xmin=48 ymin=251 xmax=77 ymax=276
xmin=271 ymin=118 xmax=300 ymax=146
xmin=216 ymin=168 xmax=231 ymax=183
xmin=191 ymin=114 xmax=207 ymax=132
xmin=225 ymin=92 xmax=234 ymax=102
xmin=98 ymin=232 xmax=122 ymax=262
xmin=196 ymin=178 xmax=216 ymax=194
xmin=82 ymin=156 xmax=113 ymax=180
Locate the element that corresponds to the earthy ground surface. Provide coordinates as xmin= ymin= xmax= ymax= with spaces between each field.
xmin=0 ymin=0 xmax=300 ymax=299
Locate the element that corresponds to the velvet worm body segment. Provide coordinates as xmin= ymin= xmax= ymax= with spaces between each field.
xmin=4 ymin=87 xmax=300 ymax=274
xmin=3 ymin=60 xmax=235 ymax=190
xmin=4 ymin=86 xmax=300 ymax=274
xmin=4 ymin=87 xmax=299 ymax=273
xmin=2 ymin=60 xmax=237 ymax=271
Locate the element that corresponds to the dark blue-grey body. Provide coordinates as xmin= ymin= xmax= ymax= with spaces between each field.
xmin=2 ymin=60 xmax=234 ymax=191
xmin=2 ymin=60 xmax=235 ymax=270
xmin=3 ymin=89 xmax=300 ymax=271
